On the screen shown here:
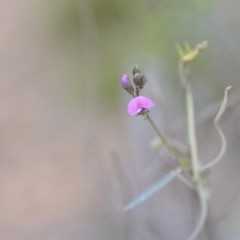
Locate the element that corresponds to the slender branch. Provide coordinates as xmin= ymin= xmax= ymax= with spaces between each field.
xmin=145 ymin=113 xmax=176 ymax=156
xmin=179 ymin=62 xmax=201 ymax=180
xmin=176 ymin=173 xmax=194 ymax=189
xmin=201 ymin=86 xmax=231 ymax=171
xmin=187 ymin=182 xmax=208 ymax=240
xmin=201 ymin=125 xmax=226 ymax=171
xmin=179 ymin=60 xmax=208 ymax=240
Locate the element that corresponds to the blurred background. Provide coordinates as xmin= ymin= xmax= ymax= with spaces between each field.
xmin=0 ymin=0 xmax=240 ymax=239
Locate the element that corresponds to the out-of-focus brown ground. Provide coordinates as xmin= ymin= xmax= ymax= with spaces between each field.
xmin=0 ymin=1 xmax=124 ymax=239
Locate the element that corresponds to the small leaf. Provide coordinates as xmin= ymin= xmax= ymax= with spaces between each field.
xmin=124 ymin=168 xmax=182 ymax=211
xmin=184 ymin=42 xmax=192 ymax=52
xmin=176 ymin=41 xmax=208 ymax=63
xmin=175 ymin=43 xmax=185 ymax=58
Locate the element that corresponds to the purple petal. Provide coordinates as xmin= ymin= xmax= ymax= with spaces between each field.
xmin=127 ymin=96 xmax=154 ymax=116
xmin=137 ymin=96 xmax=154 ymax=109
xmin=120 ymin=74 xmax=130 ymax=88
xmin=127 ymin=98 xmax=140 ymax=116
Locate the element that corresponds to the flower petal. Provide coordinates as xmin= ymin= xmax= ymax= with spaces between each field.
xmin=137 ymin=96 xmax=154 ymax=109
xmin=127 ymin=98 xmax=141 ymax=115
xmin=127 ymin=96 xmax=154 ymax=116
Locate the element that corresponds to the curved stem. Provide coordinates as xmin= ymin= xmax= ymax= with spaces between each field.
xmin=201 ymin=125 xmax=226 ymax=171
xmin=201 ymin=86 xmax=231 ymax=171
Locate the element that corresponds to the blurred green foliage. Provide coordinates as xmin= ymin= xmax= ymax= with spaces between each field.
xmin=41 ymin=0 xmax=216 ymax=111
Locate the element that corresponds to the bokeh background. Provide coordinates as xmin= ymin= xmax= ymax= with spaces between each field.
xmin=1 ymin=0 xmax=240 ymax=239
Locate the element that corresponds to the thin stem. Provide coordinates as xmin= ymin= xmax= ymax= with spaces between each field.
xmin=178 ymin=61 xmax=187 ymax=87
xmin=179 ymin=60 xmax=208 ymax=240
xmin=187 ymin=182 xmax=208 ymax=240
xmin=201 ymin=125 xmax=226 ymax=171
xmin=176 ymin=173 xmax=194 ymax=189
xmin=185 ymin=84 xmax=200 ymax=180
xmin=179 ymin=61 xmax=200 ymax=180
xmin=145 ymin=112 xmax=191 ymax=173
xmin=136 ymin=87 xmax=140 ymax=96
xmin=201 ymin=86 xmax=231 ymax=171
xmin=145 ymin=113 xmax=179 ymax=158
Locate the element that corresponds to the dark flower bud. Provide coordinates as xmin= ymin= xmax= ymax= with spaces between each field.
xmin=132 ymin=66 xmax=147 ymax=94
xmin=133 ymin=65 xmax=140 ymax=75
xmin=133 ymin=73 xmax=147 ymax=90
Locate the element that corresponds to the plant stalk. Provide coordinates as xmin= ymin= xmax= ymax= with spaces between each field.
xmin=179 ymin=61 xmax=208 ymax=240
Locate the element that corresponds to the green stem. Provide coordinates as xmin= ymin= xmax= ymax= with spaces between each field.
xmin=145 ymin=112 xmax=195 ymax=192
xmin=185 ymin=84 xmax=200 ymax=180
xmin=201 ymin=124 xmax=226 ymax=171
xmin=187 ymin=182 xmax=208 ymax=240
xmin=179 ymin=60 xmax=208 ymax=240
xmin=145 ymin=113 xmax=178 ymax=158
xmin=179 ymin=61 xmax=201 ymax=180
xmin=201 ymin=86 xmax=231 ymax=172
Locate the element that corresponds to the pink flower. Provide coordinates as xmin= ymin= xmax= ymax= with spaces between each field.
xmin=127 ymin=96 xmax=154 ymax=116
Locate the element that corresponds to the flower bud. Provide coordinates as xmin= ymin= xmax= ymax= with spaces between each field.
xmin=132 ymin=66 xmax=147 ymax=94
xmin=121 ymin=74 xmax=130 ymax=88
xmin=120 ymin=74 xmax=135 ymax=97
xmin=133 ymin=65 xmax=140 ymax=75
xmin=133 ymin=74 xmax=147 ymax=90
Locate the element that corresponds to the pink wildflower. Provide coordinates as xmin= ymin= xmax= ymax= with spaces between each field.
xmin=127 ymin=96 xmax=154 ymax=116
